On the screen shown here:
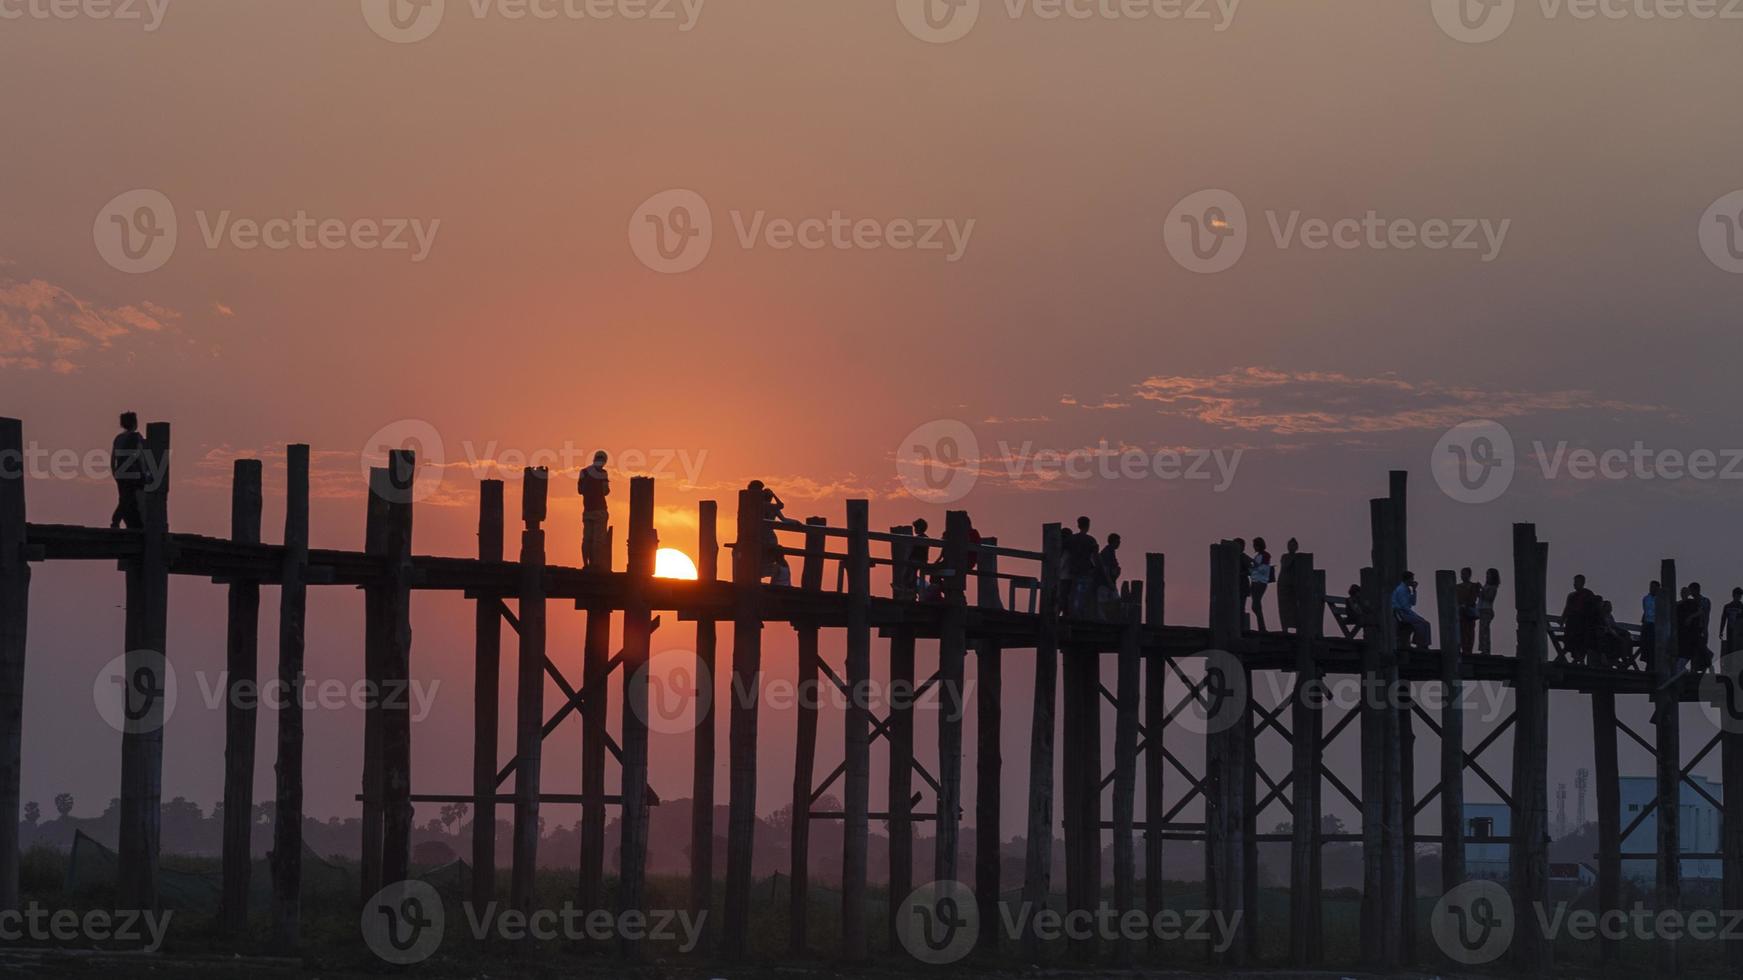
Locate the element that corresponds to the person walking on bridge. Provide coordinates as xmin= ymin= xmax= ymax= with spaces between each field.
xmin=1721 ymin=587 xmax=1743 ymax=656
xmin=109 ymin=411 xmax=146 ymax=530
xmin=1456 ymin=568 xmax=1481 ymax=657
xmin=1477 ymin=568 xmax=1501 ymax=655
xmin=1248 ymin=537 xmax=1273 ymax=633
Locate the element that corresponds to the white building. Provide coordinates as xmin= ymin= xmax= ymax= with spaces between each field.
xmin=1462 ymin=774 xmax=1722 ymax=884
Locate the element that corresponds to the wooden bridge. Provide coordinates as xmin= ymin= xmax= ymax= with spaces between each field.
xmin=0 ymin=416 xmax=1740 ymax=972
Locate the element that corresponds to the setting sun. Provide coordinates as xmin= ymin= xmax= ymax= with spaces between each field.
xmin=654 ymin=547 xmax=699 ymax=580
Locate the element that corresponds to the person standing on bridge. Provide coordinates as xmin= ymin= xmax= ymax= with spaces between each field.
xmin=1456 ymin=568 xmax=1481 ymax=657
xmin=578 ymin=450 xmax=610 ymax=570
xmin=1561 ymin=575 xmax=1598 ymax=665
xmin=1478 ymin=568 xmax=1502 ymax=655
xmin=1721 ymin=588 xmax=1743 ymax=656
xmin=1640 ymin=580 xmax=1660 ymax=664
xmin=109 ymin=411 xmax=146 ymax=530
xmin=1096 ymin=532 xmax=1123 ymax=619
xmin=1064 ymin=517 xmax=1099 ymax=618
xmin=1392 ymin=571 xmax=1431 ymax=651
xmin=1248 ymin=537 xmax=1273 ymax=633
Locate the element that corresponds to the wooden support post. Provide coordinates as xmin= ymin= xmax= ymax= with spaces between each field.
xmin=220 ymin=460 xmax=263 ymax=935
xmin=1143 ymin=553 xmax=1166 ymax=955
xmin=472 ymin=480 xmax=504 ymax=910
xmin=691 ymin=500 xmax=719 ymax=932
xmin=1592 ymin=689 xmax=1621 ymax=964
xmin=380 ymin=451 xmax=415 ymax=888
xmin=1509 ymin=525 xmax=1551 ymax=973
xmin=1724 ymin=654 xmax=1743 ymax=974
xmin=1207 ymin=540 xmax=1247 ymax=966
xmin=722 ymin=489 xmax=766 ymax=959
xmin=0 ymin=419 xmax=28 ymax=914
xmin=119 ymin=423 xmax=171 ymax=914
xmin=618 ymin=477 xmax=656 ymax=946
xmin=974 ymin=537 xmax=1004 ymax=953
xmin=509 ymin=468 xmax=548 ymax=913
xmin=360 ymin=473 xmax=388 ymax=901
xmin=789 ymin=517 xmax=825 ymax=955
xmin=1288 ymin=553 xmax=1322 ymax=966
xmin=1434 ymin=570 xmax=1464 ymax=896
xmin=1360 ymin=485 xmax=1405 ymax=968
xmin=1020 ymin=524 xmax=1062 ymax=960
xmin=578 ymin=527 xmax=612 ymax=912
xmin=1652 ymin=557 xmax=1680 ymax=976
xmin=1112 ymin=580 xmax=1143 ymax=963
xmin=935 ymin=511 xmax=971 ymax=888
xmin=269 ymin=441 xmax=307 ymax=950
xmin=886 ymin=525 xmax=916 ymax=952
xmin=841 ymin=499 xmax=872 ymax=960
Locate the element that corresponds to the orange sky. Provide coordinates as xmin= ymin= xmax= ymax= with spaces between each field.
xmin=4 ymin=0 xmax=1742 ymax=838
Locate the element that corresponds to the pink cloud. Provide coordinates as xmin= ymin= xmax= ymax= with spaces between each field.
xmin=0 ymin=277 xmax=180 ymax=372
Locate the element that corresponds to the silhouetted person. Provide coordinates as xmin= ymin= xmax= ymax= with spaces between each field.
xmin=1233 ymin=538 xmax=1253 ymax=627
xmin=1723 ymin=588 xmax=1743 ymax=656
xmin=1064 ymin=516 xmax=1099 ymax=617
xmin=1641 ymin=580 xmax=1661 ymax=664
xmin=1478 ymin=568 xmax=1501 ymax=655
xmin=578 ymin=450 xmax=610 ymax=569
xmin=109 ymin=412 xmax=145 ymax=530
xmin=1097 ymin=532 xmax=1122 ymax=619
xmin=1248 ymin=536 xmax=1273 ymax=632
xmin=1662 ymin=585 xmax=1712 ymax=688
xmin=1456 ymin=567 xmax=1481 ymax=657
xmin=1347 ymin=583 xmax=1368 ymax=639
xmin=1393 ymin=571 xmax=1431 ymax=650
xmin=747 ymin=480 xmax=795 ymax=583
xmin=1562 ymin=575 xmax=1598 ymax=665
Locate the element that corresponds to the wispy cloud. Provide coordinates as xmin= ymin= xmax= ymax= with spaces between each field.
xmin=1128 ymin=367 xmax=1667 ymax=435
xmin=0 ymin=277 xmax=180 ymax=372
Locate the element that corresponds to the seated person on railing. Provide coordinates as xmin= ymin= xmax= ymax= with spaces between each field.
xmin=1593 ymin=599 xmax=1635 ymax=669
xmin=1345 ymin=584 xmax=1368 ymax=639
xmin=1392 ymin=572 xmax=1431 ymax=651
xmin=747 ymin=480 xmax=799 ymax=584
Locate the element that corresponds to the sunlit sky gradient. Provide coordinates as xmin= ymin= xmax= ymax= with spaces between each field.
xmin=4 ymin=1 xmax=1741 ymax=841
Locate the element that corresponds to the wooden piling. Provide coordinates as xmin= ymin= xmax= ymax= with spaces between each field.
xmin=722 ymin=489 xmax=766 ymax=959
xmin=885 ymin=525 xmax=916 ymax=950
xmin=360 ymin=473 xmax=388 ymax=901
xmin=471 ymin=480 xmax=504 ymax=910
xmin=1206 ymin=540 xmax=1247 ymax=966
xmin=1020 ymin=524 xmax=1062 ymax=959
xmin=789 ymin=517 xmax=825 ymax=954
xmin=1434 ymin=570 xmax=1464 ymax=895
xmin=1288 ymin=553 xmax=1322 ymax=965
xmin=578 ymin=526 xmax=612 ymax=912
xmin=974 ymin=537 xmax=1004 ymax=952
xmin=0 ymin=419 xmax=28 ymax=914
xmin=509 ymin=468 xmax=548 ymax=914
xmin=841 ymin=499 xmax=872 ymax=960
xmin=1112 ymin=580 xmax=1143 ymax=962
xmin=1143 ymin=553 xmax=1166 ymax=955
xmin=935 ymin=511 xmax=971 ymax=887
xmin=380 ymin=451 xmax=416 ymax=888
xmin=691 ymin=500 xmax=720 ymax=929
xmin=269 ymin=442 xmax=306 ymax=949
xmin=1652 ymin=557 xmax=1680 ymax=976
xmin=220 ymin=459 xmax=262 ymax=935
xmin=618 ymin=477 xmax=656 ymax=942
xmin=1592 ymin=689 xmax=1621 ymax=964
xmin=1508 ymin=525 xmax=1550 ymax=973
xmin=1724 ymin=658 xmax=1743 ymax=974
